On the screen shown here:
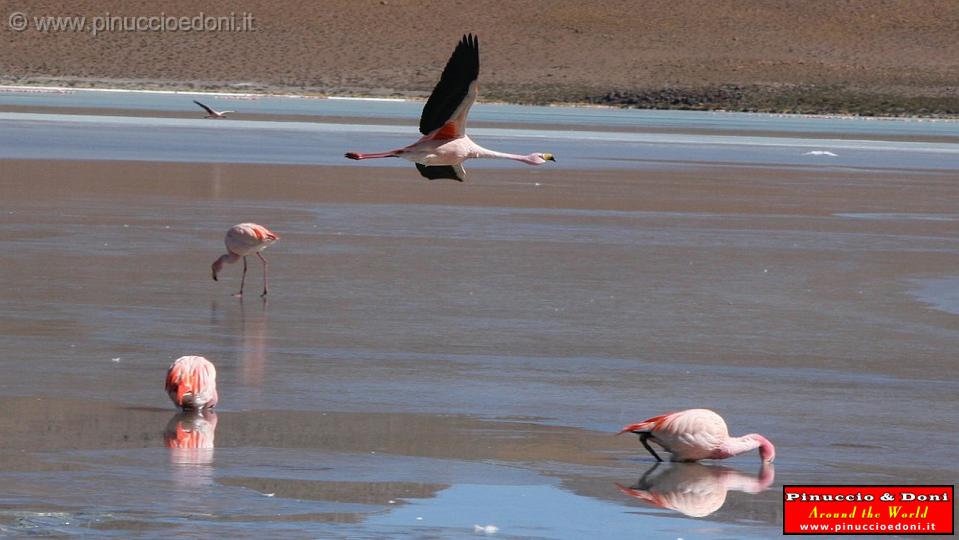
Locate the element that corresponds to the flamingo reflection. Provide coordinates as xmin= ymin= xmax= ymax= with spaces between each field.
xmin=164 ymin=410 xmax=218 ymax=453
xmin=238 ymin=297 xmax=269 ymax=388
xmin=616 ymin=462 xmax=774 ymax=518
xmin=164 ymin=410 xmax=218 ymax=490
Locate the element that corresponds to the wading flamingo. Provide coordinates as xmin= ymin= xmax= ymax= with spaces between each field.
xmin=165 ymin=356 xmax=218 ymax=410
xmin=344 ymin=34 xmax=555 ymax=181
xmin=615 ymin=462 xmax=775 ymax=517
xmin=211 ymin=223 xmax=279 ymax=297
xmin=618 ymin=409 xmax=775 ymax=463
xmin=193 ymin=99 xmax=234 ymax=118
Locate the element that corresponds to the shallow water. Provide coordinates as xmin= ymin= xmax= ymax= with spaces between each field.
xmin=1 ymin=95 xmax=958 ymax=538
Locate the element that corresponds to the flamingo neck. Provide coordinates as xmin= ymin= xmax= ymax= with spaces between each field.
xmin=717 ymin=434 xmax=768 ymax=460
xmin=474 ymin=147 xmax=539 ymax=164
xmin=212 ymin=253 xmax=240 ymax=275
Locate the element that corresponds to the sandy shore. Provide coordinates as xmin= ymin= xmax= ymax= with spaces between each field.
xmin=2 ymin=1 xmax=958 ymax=115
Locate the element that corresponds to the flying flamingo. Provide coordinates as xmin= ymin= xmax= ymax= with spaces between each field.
xmin=618 ymin=409 xmax=775 ymax=463
xmin=193 ymin=99 xmax=234 ymax=118
xmin=344 ymin=34 xmax=555 ymax=181
xmin=211 ymin=223 xmax=279 ymax=297
xmin=615 ymin=462 xmax=775 ymax=517
xmin=165 ymin=356 xmax=218 ymax=410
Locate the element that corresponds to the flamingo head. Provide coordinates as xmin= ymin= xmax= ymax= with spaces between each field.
xmin=753 ymin=434 xmax=776 ymax=463
xmin=211 ymin=253 xmax=239 ymax=281
xmin=533 ymin=153 xmax=556 ymax=164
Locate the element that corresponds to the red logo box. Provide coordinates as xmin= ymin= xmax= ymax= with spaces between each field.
xmin=784 ymin=485 xmax=954 ymax=535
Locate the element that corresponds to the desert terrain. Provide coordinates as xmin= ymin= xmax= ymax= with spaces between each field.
xmin=2 ymin=0 xmax=958 ymax=114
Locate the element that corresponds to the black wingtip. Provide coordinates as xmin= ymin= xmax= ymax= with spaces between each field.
xmin=419 ymin=33 xmax=481 ymax=135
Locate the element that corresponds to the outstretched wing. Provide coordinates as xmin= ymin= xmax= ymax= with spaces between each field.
xmin=193 ymin=100 xmax=216 ymax=115
xmin=415 ymin=163 xmax=466 ymax=182
xmin=419 ymin=34 xmax=479 ymax=137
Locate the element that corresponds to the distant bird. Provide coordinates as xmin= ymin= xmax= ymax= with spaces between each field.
xmin=803 ymin=150 xmax=838 ymax=157
xmin=618 ymin=409 xmax=775 ymax=463
xmin=616 ymin=462 xmax=775 ymax=518
xmin=344 ymin=34 xmax=555 ymax=181
xmin=212 ymin=223 xmax=279 ymax=297
xmin=165 ymin=356 xmax=218 ymax=410
xmin=193 ymin=99 xmax=234 ymax=118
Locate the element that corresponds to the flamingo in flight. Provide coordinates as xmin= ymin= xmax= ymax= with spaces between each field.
xmin=618 ymin=409 xmax=775 ymax=463
xmin=212 ymin=223 xmax=279 ymax=297
xmin=345 ymin=34 xmax=555 ymax=181
xmin=193 ymin=99 xmax=234 ymax=119
xmin=165 ymin=356 xmax=218 ymax=410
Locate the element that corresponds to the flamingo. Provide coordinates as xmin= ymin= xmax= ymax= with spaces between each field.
xmin=211 ymin=223 xmax=279 ymax=297
xmin=618 ymin=409 xmax=775 ymax=463
xmin=344 ymin=34 xmax=555 ymax=181
xmin=165 ymin=356 xmax=218 ymax=410
xmin=193 ymin=99 xmax=234 ymax=118
xmin=615 ymin=462 xmax=775 ymax=518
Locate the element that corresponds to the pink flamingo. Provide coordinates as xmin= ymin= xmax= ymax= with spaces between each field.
xmin=165 ymin=356 xmax=218 ymax=410
xmin=211 ymin=223 xmax=279 ymax=297
xmin=345 ymin=34 xmax=555 ymax=181
xmin=193 ymin=99 xmax=234 ymax=118
xmin=618 ymin=409 xmax=775 ymax=463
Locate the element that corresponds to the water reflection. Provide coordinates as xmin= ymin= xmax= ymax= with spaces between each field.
xmin=616 ymin=462 xmax=774 ymax=517
xmin=164 ymin=410 xmax=218 ymax=489
xmin=238 ymin=297 xmax=269 ymax=387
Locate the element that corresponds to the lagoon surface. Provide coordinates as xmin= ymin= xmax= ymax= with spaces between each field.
xmin=1 ymin=89 xmax=957 ymax=538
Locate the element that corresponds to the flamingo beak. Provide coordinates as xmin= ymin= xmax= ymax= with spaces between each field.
xmin=211 ymin=267 xmax=218 ymax=281
xmin=544 ymin=153 xmax=556 ymax=162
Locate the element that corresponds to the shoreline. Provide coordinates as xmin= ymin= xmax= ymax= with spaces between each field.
xmin=3 ymin=79 xmax=958 ymax=120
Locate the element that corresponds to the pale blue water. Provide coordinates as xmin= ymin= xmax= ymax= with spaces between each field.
xmin=2 ymin=110 xmax=959 ymax=171
xmin=2 ymin=85 xmax=959 ymax=138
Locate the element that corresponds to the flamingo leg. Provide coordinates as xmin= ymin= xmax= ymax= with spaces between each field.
xmin=256 ymin=252 xmax=269 ymax=297
xmin=634 ymin=462 xmax=662 ymax=489
xmin=236 ymin=256 xmax=248 ymax=297
xmin=639 ymin=433 xmax=663 ymax=462
xmin=344 ymin=151 xmax=401 ymax=160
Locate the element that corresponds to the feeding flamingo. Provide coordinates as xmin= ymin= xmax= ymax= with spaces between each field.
xmin=193 ymin=99 xmax=234 ymax=118
xmin=165 ymin=356 xmax=218 ymax=410
xmin=618 ymin=409 xmax=775 ymax=463
xmin=212 ymin=223 xmax=279 ymax=297
xmin=344 ymin=34 xmax=555 ymax=181
xmin=615 ymin=462 xmax=775 ymax=517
